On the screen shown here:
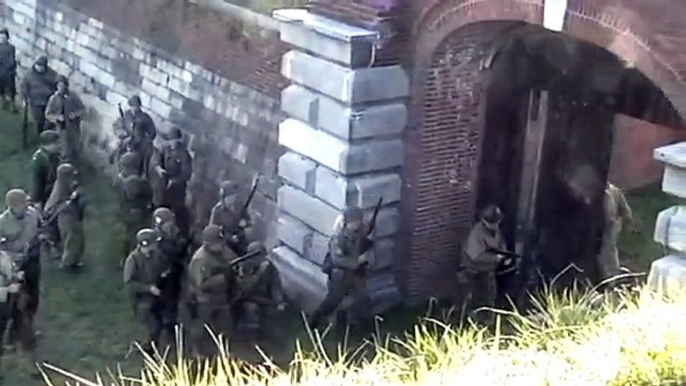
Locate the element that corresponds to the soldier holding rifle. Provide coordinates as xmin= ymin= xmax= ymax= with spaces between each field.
xmin=209 ymin=177 xmax=259 ymax=256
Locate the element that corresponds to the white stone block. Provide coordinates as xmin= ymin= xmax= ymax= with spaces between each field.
xmin=105 ymin=91 xmax=127 ymax=106
xmin=275 ymin=9 xmax=377 ymax=68
xmin=314 ymin=168 xmax=402 ymax=209
xmin=647 ymin=254 xmax=686 ymax=296
xmin=278 ymin=185 xmax=339 ymax=236
xmin=270 ymin=246 xmax=327 ymax=312
xmin=278 ymin=152 xmax=317 ymax=193
xmin=305 ymin=232 xmax=329 ymax=265
xmin=654 ymin=206 xmax=686 ymax=252
xmin=282 ymin=50 xmax=409 ymax=105
xmin=662 ymin=165 xmax=686 ymax=199
xmin=281 ymin=84 xmax=406 ymax=140
xmin=141 ymin=78 xmax=170 ymax=102
xmin=279 ymin=118 xmax=404 ymax=175
xmin=277 ymin=215 xmax=313 ymax=255
xmin=655 ymin=142 xmax=686 ymax=168
xmin=140 ymin=63 xmax=169 ymax=86
xmin=150 ymin=97 xmax=172 ymax=119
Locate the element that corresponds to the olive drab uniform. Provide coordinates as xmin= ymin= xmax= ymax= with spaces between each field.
xmin=0 ymin=29 xmax=17 ymax=111
xmin=151 ymin=141 xmax=193 ymax=238
xmin=155 ymin=217 xmax=189 ymax=334
xmin=123 ymin=234 xmax=171 ymax=350
xmin=186 ymin=230 xmax=237 ymax=356
xmin=112 ymin=107 xmax=156 ymax=175
xmin=599 ymin=183 xmax=634 ymax=281
xmin=45 ymin=85 xmax=86 ymax=163
xmin=0 ymin=250 xmax=19 ymax=370
xmin=0 ymin=202 xmax=41 ymax=352
xmin=44 ymin=165 xmax=86 ymax=269
xmin=19 ymin=57 xmax=59 ymax=134
xmin=209 ymin=197 xmax=252 ymax=256
xmin=308 ymin=213 xmax=372 ymax=329
xmin=31 ymin=131 xmax=61 ymax=208
xmin=115 ymin=152 xmax=153 ymax=257
xmin=462 ymin=221 xmax=507 ymax=321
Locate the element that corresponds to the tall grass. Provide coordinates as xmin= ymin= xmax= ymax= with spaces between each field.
xmin=40 ymin=284 xmax=686 ymax=386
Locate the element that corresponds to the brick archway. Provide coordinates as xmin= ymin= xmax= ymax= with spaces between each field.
xmin=398 ymin=0 xmax=683 ymax=297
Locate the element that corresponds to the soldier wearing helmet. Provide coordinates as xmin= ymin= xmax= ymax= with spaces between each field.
xmin=123 ymin=228 xmax=172 ymax=352
xmin=150 ymin=127 xmax=192 ymax=237
xmin=19 ymin=55 xmax=59 ymax=133
xmin=308 ymin=205 xmax=374 ymax=330
xmin=0 ymin=189 xmax=42 ymax=355
xmin=31 ymin=130 xmax=61 ymax=210
xmin=114 ymin=152 xmax=153 ymax=265
xmin=461 ymin=204 xmax=509 ymax=325
xmin=186 ymin=224 xmax=237 ymax=357
xmin=45 ymin=75 xmax=86 ymax=163
xmin=44 ymin=163 xmax=86 ymax=270
xmin=234 ymin=241 xmax=285 ymax=338
xmin=112 ymin=95 xmax=157 ymax=175
xmin=0 ymin=26 xmax=18 ymax=113
xmin=209 ymin=179 xmax=255 ymax=255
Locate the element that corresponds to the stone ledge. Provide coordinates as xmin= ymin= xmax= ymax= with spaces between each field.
xmin=270 ymin=246 xmax=327 ymax=313
xmin=281 ymin=84 xmax=406 ymax=140
xmin=278 ymin=118 xmax=404 ymax=175
xmin=274 ymin=9 xmax=377 ymax=68
xmin=278 ymin=152 xmax=317 ymax=193
xmin=654 ymin=206 xmax=686 ymax=252
xmin=277 ymin=214 xmax=313 ymax=255
xmin=314 ymin=167 xmax=402 ymax=209
xmin=661 ymin=166 xmax=686 ymax=199
xmin=281 ymin=50 xmax=409 ymax=105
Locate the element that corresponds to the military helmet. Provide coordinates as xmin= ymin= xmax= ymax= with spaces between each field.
xmin=136 ymin=228 xmax=161 ymax=246
xmin=247 ymin=241 xmax=266 ymax=255
xmin=35 ymin=55 xmax=48 ymax=66
xmin=168 ymin=127 xmax=183 ymax=140
xmin=481 ymin=205 xmax=503 ymax=225
xmin=153 ymin=207 xmax=175 ymax=225
xmin=57 ymin=75 xmax=69 ymax=87
xmin=342 ymin=206 xmax=364 ymax=223
xmin=39 ymin=130 xmax=60 ymax=145
xmin=220 ymin=180 xmax=240 ymax=197
xmin=202 ymin=225 xmax=224 ymax=245
xmin=57 ymin=163 xmax=77 ymax=177
xmin=119 ymin=152 xmax=140 ymax=170
xmin=5 ymin=189 xmax=28 ymax=209
xmin=128 ymin=95 xmax=142 ymax=107
xmin=0 ymin=27 xmax=9 ymax=38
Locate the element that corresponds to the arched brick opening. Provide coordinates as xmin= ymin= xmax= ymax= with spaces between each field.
xmin=397 ymin=0 xmax=686 ymax=299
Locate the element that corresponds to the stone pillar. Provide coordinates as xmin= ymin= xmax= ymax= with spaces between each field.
xmin=648 ymin=143 xmax=686 ymax=294
xmin=270 ymin=9 xmax=408 ymax=314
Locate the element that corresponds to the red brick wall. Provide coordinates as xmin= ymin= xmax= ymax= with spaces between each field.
xmin=609 ymin=115 xmax=686 ymax=189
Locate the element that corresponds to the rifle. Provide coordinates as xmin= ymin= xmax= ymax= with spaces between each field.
xmin=223 ymin=175 xmax=260 ymax=249
xmin=21 ymin=99 xmax=28 ymax=149
xmin=486 ymin=248 xmax=522 ymax=276
xmin=43 ymin=189 xmax=82 ymax=225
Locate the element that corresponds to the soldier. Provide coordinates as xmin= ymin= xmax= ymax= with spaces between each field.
xmin=186 ymin=225 xmax=237 ymax=357
xmin=599 ymin=182 xmax=636 ymax=284
xmin=461 ymin=205 xmax=508 ymax=325
xmin=123 ymin=228 xmax=171 ymax=352
xmin=186 ymin=134 xmax=217 ymax=249
xmin=45 ymin=75 xmax=86 ymax=163
xmin=0 ymin=189 xmax=41 ymax=354
xmin=19 ymin=55 xmax=59 ymax=134
xmin=307 ymin=206 xmax=373 ymax=330
xmin=44 ymin=163 xmax=86 ymax=270
xmin=152 ymin=207 xmax=190 ymax=336
xmin=115 ymin=152 xmax=153 ymax=265
xmin=112 ymin=95 xmax=156 ymax=175
xmin=0 ymin=27 xmax=18 ymax=113
xmin=31 ymin=130 xmax=61 ymax=210
xmin=151 ymin=127 xmax=193 ymax=238
xmin=0 ymin=247 xmax=21 ymax=379
xmin=209 ymin=180 xmax=254 ymax=256
xmin=234 ymin=242 xmax=285 ymax=338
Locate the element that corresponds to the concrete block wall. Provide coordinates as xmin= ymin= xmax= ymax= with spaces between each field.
xmin=0 ymin=0 xmax=285 ymax=247
xmin=270 ymin=9 xmax=408 ymax=313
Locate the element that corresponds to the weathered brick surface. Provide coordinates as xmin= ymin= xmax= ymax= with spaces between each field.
xmin=0 ymin=0 xmax=285 ymax=248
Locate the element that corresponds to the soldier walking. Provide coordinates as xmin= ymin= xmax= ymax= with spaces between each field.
xmin=234 ymin=242 xmax=285 ymax=339
xmin=115 ymin=152 xmax=153 ymax=265
xmin=307 ymin=206 xmax=373 ymax=330
xmin=0 ymin=27 xmax=18 ymax=114
xmin=209 ymin=180 xmax=254 ymax=256
xmin=152 ymin=207 xmax=190 ymax=339
xmin=0 ymin=247 xmax=21 ymax=379
xmin=112 ymin=95 xmax=156 ymax=175
xmin=461 ymin=205 xmax=508 ymax=325
xmin=123 ymin=228 xmax=171 ymax=353
xmin=44 ymin=164 xmax=86 ymax=270
xmin=45 ymin=76 xmax=86 ymax=163
xmin=0 ymin=189 xmax=41 ymax=357
xmin=19 ymin=56 xmax=59 ymax=134
xmin=151 ymin=128 xmax=193 ymax=238
xmin=599 ymin=182 xmax=636 ymax=285
xmin=186 ymin=225 xmax=237 ymax=357
xmin=31 ymin=130 xmax=61 ymax=211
